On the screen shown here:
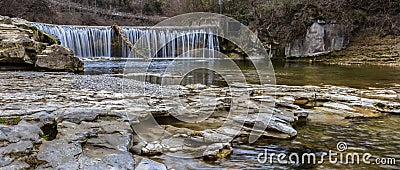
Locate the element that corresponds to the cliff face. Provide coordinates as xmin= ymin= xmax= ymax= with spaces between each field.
xmin=285 ymin=22 xmax=349 ymax=57
xmin=222 ymin=0 xmax=400 ymax=57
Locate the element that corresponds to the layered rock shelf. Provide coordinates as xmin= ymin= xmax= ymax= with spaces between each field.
xmin=0 ymin=72 xmax=398 ymax=169
xmin=0 ymin=16 xmax=83 ymax=72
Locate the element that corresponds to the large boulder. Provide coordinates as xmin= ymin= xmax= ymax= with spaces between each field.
xmin=35 ymin=45 xmax=84 ymax=72
xmin=0 ymin=16 xmax=83 ymax=72
xmin=0 ymin=24 xmax=44 ymax=64
xmin=285 ymin=22 xmax=349 ymax=57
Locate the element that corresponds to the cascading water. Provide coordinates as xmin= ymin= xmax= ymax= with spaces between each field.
xmin=121 ymin=27 xmax=219 ymax=58
xmin=33 ymin=23 xmax=220 ymax=59
xmin=33 ymin=23 xmax=112 ymax=58
xmin=219 ymin=0 xmax=223 ymax=14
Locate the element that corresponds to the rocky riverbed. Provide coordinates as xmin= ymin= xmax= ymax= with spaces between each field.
xmin=0 ymin=71 xmax=399 ymax=169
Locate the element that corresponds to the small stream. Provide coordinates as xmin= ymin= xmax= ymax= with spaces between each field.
xmin=83 ymin=59 xmax=400 ymax=169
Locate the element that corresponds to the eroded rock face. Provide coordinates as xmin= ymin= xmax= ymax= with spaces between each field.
xmin=0 ymin=25 xmax=45 ymax=64
xmin=285 ymin=22 xmax=349 ymax=57
xmin=35 ymin=45 xmax=84 ymax=72
xmin=0 ymin=121 xmax=42 ymax=168
xmin=0 ymin=121 xmax=42 ymax=143
xmin=0 ymin=15 xmax=83 ymax=72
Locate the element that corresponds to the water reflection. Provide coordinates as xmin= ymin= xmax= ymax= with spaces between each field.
xmin=273 ymin=61 xmax=400 ymax=88
xmin=84 ymin=59 xmax=400 ymax=88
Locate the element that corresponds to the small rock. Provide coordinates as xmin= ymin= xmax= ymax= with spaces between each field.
xmin=35 ymin=44 xmax=84 ymax=72
xmin=202 ymin=143 xmax=232 ymax=161
xmin=55 ymin=109 xmax=99 ymax=124
xmin=87 ymin=133 xmax=132 ymax=152
xmin=0 ymin=121 xmax=42 ymax=143
xmin=0 ymin=160 xmax=30 ymax=169
xmin=78 ymin=151 xmax=134 ymax=170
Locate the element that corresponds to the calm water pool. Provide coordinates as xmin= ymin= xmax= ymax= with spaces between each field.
xmin=84 ymin=59 xmax=400 ymax=88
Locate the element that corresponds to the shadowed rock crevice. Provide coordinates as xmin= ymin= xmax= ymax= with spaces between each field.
xmin=40 ymin=121 xmax=58 ymax=141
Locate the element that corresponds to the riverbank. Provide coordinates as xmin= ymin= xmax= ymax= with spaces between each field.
xmin=286 ymin=35 xmax=400 ymax=67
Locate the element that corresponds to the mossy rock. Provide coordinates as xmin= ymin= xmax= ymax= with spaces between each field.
xmin=16 ymin=24 xmax=59 ymax=45
xmin=32 ymin=26 xmax=58 ymax=45
xmin=17 ymin=24 xmax=58 ymax=45
xmin=0 ymin=117 xmax=21 ymax=125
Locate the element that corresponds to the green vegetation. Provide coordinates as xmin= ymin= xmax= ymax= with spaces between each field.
xmin=33 ymin=27 xmax=58 ymax=45
xmin=18 ymin=24 xmax=58 ymax=45
xmin=30 ymin=25 xmax=38 ymax=31
xmin=40 ymin=120 xmax=58 ymax=141
xmin=0 ymin=117 xmax=21 ymax=125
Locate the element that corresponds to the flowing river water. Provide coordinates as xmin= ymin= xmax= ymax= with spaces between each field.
xmin=82 ymin=59 xmax=400 ymax=169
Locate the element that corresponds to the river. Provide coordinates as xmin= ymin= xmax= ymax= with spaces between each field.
xmin=83 ymin=59 xmax=400 ymax=88
xmin=82 ymin=59 xmax=400 ymax=169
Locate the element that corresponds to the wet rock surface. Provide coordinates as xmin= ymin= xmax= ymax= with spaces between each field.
xmin=0 ymin=71 xmax=399 ymax=169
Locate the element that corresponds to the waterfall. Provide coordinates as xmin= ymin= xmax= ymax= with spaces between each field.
xmin=121 ymin=27 xmax=219 ymax=58
xmin=33 ymin=23 xmax=220 ymax=59
xmin=33 ymin=23 xmax=112 ymax=58
xmin=219 ymin=0 xmax=223 ymax=14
